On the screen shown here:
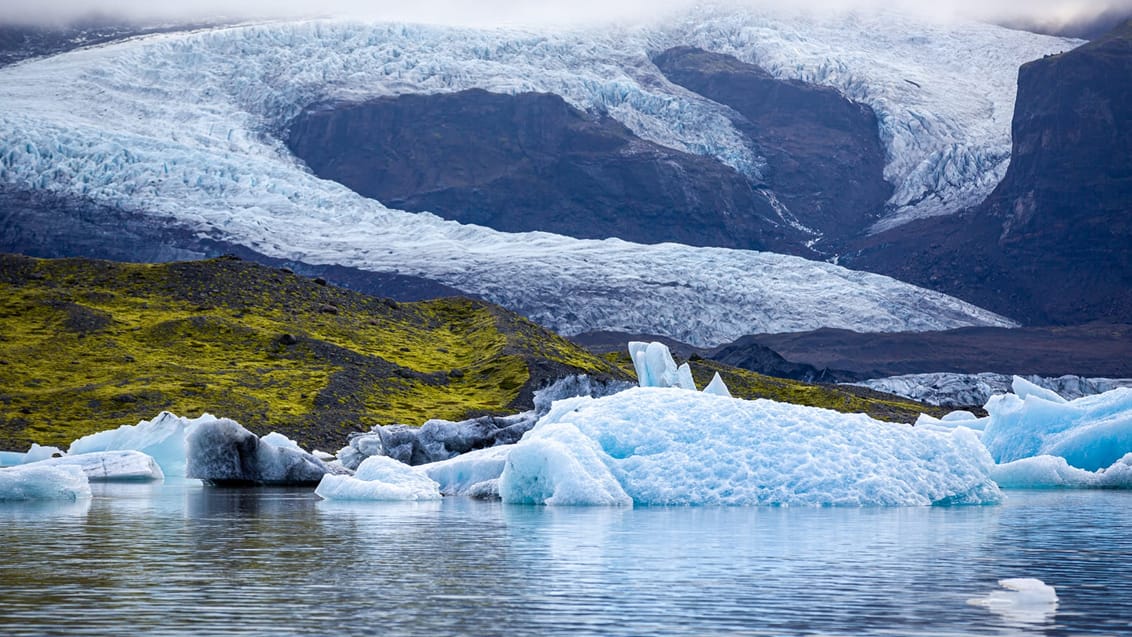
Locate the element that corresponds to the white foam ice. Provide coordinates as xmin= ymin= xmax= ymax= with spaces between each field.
xmin=0 ymin=9 xmax=1049 ymax=345
xmin=315 ymin=455 xmax=442 ymax=501
xmin=497 ymin=387 xmax=1001 ymax=506
xmin=0 ymin=464 xmax=92 ymax=501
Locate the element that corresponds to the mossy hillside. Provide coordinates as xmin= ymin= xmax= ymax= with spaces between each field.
xmin=0 ymin=254 xmax=628 ymax=451
xmin=603 ymin=352 xmax=947 ymax=423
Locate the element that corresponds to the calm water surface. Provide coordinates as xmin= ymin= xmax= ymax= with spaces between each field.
xmin=2 ymin=483 xmax=1131 ymax=636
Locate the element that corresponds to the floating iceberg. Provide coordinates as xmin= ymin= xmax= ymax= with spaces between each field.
xmin=33 ymin=450 xmax=165 ymax=482
xmin=982 ymin=378 xmax=1132 ymax=471
xmin=69 ymin=411 xmax=214 ymax=477
xmin=0 ymin=464 xmax=91 ymax=501
xmin=315 ymin=455 xmax=441 ymax=501
xmin=968 ymin=578 xmax=1058 ymax=627
xmin=186 ymin=418 xmax=333 ymax=486
xmin=498 ymin=387 xmax=1001 ymax=506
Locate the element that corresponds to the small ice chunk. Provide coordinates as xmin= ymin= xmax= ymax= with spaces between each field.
xmin=629 ymin=341 xmax=699 ymax=390
xmin=315 ymin=455 xmax=441 ymax=501
xmin=33 ymin=450 xmax=164 ymax=482
xmin=0 ymin=464 xmax=91 ymax=501
xmin=941 ymin=410 xmax=979 ymax=422
xmin=703 ymin=372 xmax=732 ymax=397
xmin=968 ymin=578 xmax=1058 ymax=626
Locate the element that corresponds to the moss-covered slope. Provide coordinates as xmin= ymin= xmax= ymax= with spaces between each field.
xmin=603 ymin=352 xmax=948 ymax=424
xmin=0 ymin=254 xmax=628 ymax=450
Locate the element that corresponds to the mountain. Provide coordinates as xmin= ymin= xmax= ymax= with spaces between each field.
xmin=0 ymin=9 xmax=1070 ymax=344
xmin=847 ymin=20 xmax=1132 ymax=326
xmin=0 ymin=254 xmax=629 ymax=451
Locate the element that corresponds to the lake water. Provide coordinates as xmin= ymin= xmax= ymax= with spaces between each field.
xmin=2 ymin=484 xmax=1131 ymax=636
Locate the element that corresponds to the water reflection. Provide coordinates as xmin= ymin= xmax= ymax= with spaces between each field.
xmin=2 ymin=489 xmax=1132 ymax=636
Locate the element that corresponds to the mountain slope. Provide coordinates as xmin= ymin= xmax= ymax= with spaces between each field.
xmin=848 ymin=20 xmax=1132 ymax=325
xmin=0 ymin=254 xmax=628 ymax=451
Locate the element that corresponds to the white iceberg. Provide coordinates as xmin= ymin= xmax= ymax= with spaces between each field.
xmin=630 ymin=341 xmax=698 ymax=390
xmin=33 ymin=450 xmax=165 ymax=482
xmin=497 ymin=388 xmax=1001 ymax=506
xmin=68 ymin=411 xmax=213 ymax=477
xmin=982 ymin=379 xmax=1132 ymax=471
xmin=0 ymin=464 xmax=91 ymax=501
xmin=315 ymin=455 xmax=442 ymax=501
xmin=703 ymin=372 xmax=732 ymax=398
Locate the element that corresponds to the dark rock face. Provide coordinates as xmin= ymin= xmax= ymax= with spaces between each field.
xmin=847 ymin=22 xmax=1132 ymax=326
xmin=0 ymin=187 xmax=470 ymax=301
xmin=286 ymin=88 xmax=809 ymax=253
xmin=707 ymin=335 xmax=858 ymax=382
xmin=653 ymin=46 xmax=891 ymax=246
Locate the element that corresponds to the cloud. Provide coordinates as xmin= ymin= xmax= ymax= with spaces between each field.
xmin=1 ymin=0 xmax=1129 ymax=31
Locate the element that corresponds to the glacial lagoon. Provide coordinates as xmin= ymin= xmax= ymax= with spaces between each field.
xmin=3 ymin=483 xmax=1131 ymax=636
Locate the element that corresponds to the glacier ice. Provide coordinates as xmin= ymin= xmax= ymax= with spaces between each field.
xmin=852 ymin=372 xmax=1132 ymax=408
xmin=630 ymin=341 xmax=697 ymax=390
xmin=497 ymin=388 xmax=1001 ymax=506
xmin=0 ymin=10 xmax=1047 ymax=345
xmin=33 ymin=450 xmax=165 ymax=482
xmin=0 ymin=464 xmax=91 ymax=501
xmin=981 ymin=380 xmax=1132 ymax=471
xmin=315 ymin=455 xmax=441 ymax=501
xmin=186 ymin=417 xmax=332 ymax=486
xmin=68 ymin=411 xmax=213 ymax=477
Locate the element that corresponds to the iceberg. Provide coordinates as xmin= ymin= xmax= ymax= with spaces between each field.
xmin=186 ymin=418 xmax=333 ymax=486
xmin=991 ymin=453 xmax=1132 ymax=489
xmin=497 ymin=388 xmax=1001 ymax=506
xmin=703 ymin=372 xmax=732 ymax=397
xmin=982 ymin=379 xmax=1132 ymax=470
xmin=33 ymin=450 xmax=164 ymax=482
xmin=315 ymin=455 xmax=441 ymax=501
xmin=0 ymin=464 xmax=91 ymax=501
xmin=629 ymin=341 xmax=697 ymax=390
xmin=68 ymin=411 xmax=213 ymax=477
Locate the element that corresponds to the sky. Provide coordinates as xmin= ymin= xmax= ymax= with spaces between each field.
xmin=1 ymin=0 xmax=1129 ymax=31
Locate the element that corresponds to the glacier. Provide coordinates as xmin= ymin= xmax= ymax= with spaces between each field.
xmin=0 ymin=8 xmax=1064 ymax=344
xmin=853 ymin=372 xmax=1132 ymax=408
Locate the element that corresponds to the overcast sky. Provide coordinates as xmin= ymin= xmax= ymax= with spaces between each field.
xmin=1 ymin=0 xmax=1129 ymax=30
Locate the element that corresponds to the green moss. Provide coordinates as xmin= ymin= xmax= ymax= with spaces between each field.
xmin=0 ymin=254 xmax=628 ymax=451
